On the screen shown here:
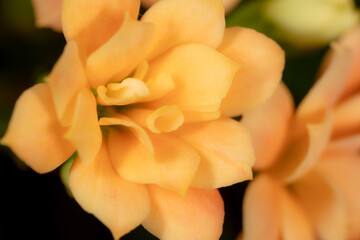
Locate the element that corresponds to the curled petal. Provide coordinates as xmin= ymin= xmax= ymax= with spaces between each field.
xmin=143 ymin=185 xmax=224 ymax=240
xmin=62 ymin=0 xmax=140 ymax=59
xmin=97 ymin=78 xmax=150 ymax=106
xmin=141 ymin=0 xmax=225 ymax=60
xmin=241 ymin=83 xmax=294 ymax=170
xmin=146 ymin=44 xmax=240 ymax=112
xmin=31 ymin=0 xmax=62 ymax=31
xmin=1 ymin=84 xmax=74 ymax=173
xmin=293 ymin=171 xmax=348 ymax=240
xmin=65 ymin=88 xmax=102 ymax=165
xmin=69 ymin=142 xmax=150 ymax=239
xmin=218 ymin=27 xmax=285 ymax=116
xmin=86 ymin=13 xmax=154 ymax=87
xmin=175 ymin=117 xmax=255 ymax=188
xmin=47 ymin=41 xmax=87 ymax=126
xmin=143 ymin=73 xmax=174 ymax=102
xmin=107 ymin=129 xmax=200 ymax=195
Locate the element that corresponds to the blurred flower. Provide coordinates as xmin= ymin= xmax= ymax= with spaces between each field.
xmin=31 ymin=0 xmax=62 ymax=32
xmin=240 ymin=26 xmax=360 ymax=240
xmin=1 ymin=0 xmax=284 ymax=239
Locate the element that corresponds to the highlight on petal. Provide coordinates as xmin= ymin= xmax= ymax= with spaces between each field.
xmin=107 ymin=129 xmax=200 ymax=195
xmin=182 ymin=111 xmax=221 ymax=123
xmin=97 ymin=78 xmax=150 ymax=106
xmin=69 ymin=142 xmax=150 ymax=239
xmin=31 ymin=0 xmax=62 ymax=31
xmin=146 ymin=44 xmax=240 ymax=112
xmin=1 ymin=84 xmax=74 ymax=173
xmin=141 ymin=0 xmax=225 ymax=60
xmin=241 ymin=83 xmax=294 ymax=170
xmin=175 ymin=117 xmax=255 ymax=189
xmin=62 ymin=0 xmax=140 ymax=59
xmin=143 ymin=185 xmax=224 ymax=240
xmin=143 ymin=73 xmax=174 ymax=102
xmin=272 ymin=111 xmax=332 ymax=183
xmin=65 ymin=88 xmax=102 ymax=165
xmin=292 ymin=171 xmax=348 ymax=240
xmin=86 ymin=13 xmax=154 ymax=87
xmin=242 ymin=174 xmax=281 ymax=240
xmin=218 ymin=27 xmax=285 ymax=116
xmin=46 ymin=41 xmax=88 ymax=126
xmin=125 ymin=105 xmax=184 ymax=134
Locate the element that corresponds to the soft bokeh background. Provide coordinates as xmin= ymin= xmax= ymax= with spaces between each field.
xmin=0 ymin=0 xmax=358 ymax=239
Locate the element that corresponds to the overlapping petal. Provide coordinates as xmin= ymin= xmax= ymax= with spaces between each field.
xmin=1 ymin=84 xmax=74 ymax=173
xmin=143 ymin=185 xmax=224 ymax=240
xmin=31 ymin=0 xmax=62 ymax=31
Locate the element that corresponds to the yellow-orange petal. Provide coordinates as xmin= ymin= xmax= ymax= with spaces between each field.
xmin=97 ymin=78 xmax=150 ymax=106
xmin=292 ymin=171 xmax=348 ymax=240
xmin=146 ymin=44 xmax=239 ymax=112
xmin=125 ymin=106 xmax=184 ymax=134
xmin=218 ymin=27 xmax=285 ymax=116
xmin=183 ymin=111 xmax=221 ymax=123
xmin=69 ymin=142 xmax=150 ymax=239
xmin=332 ymin=94 xmax=360 ymax=138
xmin=65 ymin=88 xmax=102 ymax=165
xmin=46 ymin=41 xmax=87 ymax=126
xmin=317 ymin=153 xmax=360 ymax=239
xmin=62 ymin=0 xmax=140 ymax=59
xmin=143 ymin=185 xmax=224 ymax=240
xmin=142 ymin=73 xmax=174 ymax=102
xmin=107 ymin=129 xmax=200 ymax=195
xmin=241 ymin=83 xmax=294 ymax=170
xmin=242 ymin=174 xmax=281 ymax=240
xmin=324 ymin=134 xmax=360 ymax=156
xmin=31 ymin=0 xmax=62 ymax=32
xmin=1 ymin=84 xmax=74 ymax=173
xmin=98 ymin=114 xmax=153 ymax=153
xmin=86 ymin=13 xmax=154 ymax=87
xmin=272 ymin=111 xmax=332 ymax=183
xmin=175 ymin=117 xmax=254 ymax=189
xmin=141 ymin=0 xmax=225 ymax=60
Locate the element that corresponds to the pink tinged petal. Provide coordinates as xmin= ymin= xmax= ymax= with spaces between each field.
xmin=272 ymin=111 xmax=333 ymax=183
xmin=241 ymin=83 xmax=294 ymax=171
xmin=141 ymin=0 xmax=225 ymax=60
xmin=62 ymin=0 xmax=140 ymax=59
xmin=146 ymin=44 xmax=240 ymax=112
xmin=98 ymin=115 xmax=153 ymax=153
xmin=46 ymin=41 xmax=88 ymax=126
xmin=68 ymin=142 xmax=150 ymax=239
xmin=126 ymin=106 xmax=184 ymax=134
xmin=1 ymin=84 xmax=74 ymax=173
xmin=324 ymin=134 xmax=360 ymax=156
xmin=143 ymin=185 xmax=224 ymax=240
xmin=107 ymin=129 xmax=201 ymax=195
xmin=242 ymin=174 xmax=281 ymax=240
xmin=97 ymin=78 xmax=150 ymax=106
xmin=292 ymin=171 xmax=348 ymax=240
xmin=65 ymin=88 xmax=102 ymax=165
xmin=31 ymin=0 xmax=62 ymax=32
xmin=175 ymin=117 xmax=255 ymax=189
xmin=218 ymin=27 xmax=285 ymax=116
xmin=316 ymin=153 xmax=360 ymax=239
xmin=332 ymin=94 xmax=360 ymax=138
xmin=86 ymin=13 xmax=154 ymax=87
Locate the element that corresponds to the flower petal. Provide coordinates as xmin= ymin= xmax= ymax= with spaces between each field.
xmin=31 ymin=0 xmax=62 ymax=31
xmin=143 ymin=185 xmax=224 ymax=240
xmin=218 ymin=27 xmax=285 ymax=116
xmin=46 ymin=41 xmax=88 ymax=126
xmin=292 ymin=171 xmax=348 ymax=240
xmin=65 ymin=88 xmax=102 ymax=165
xmin=242 ymin=174 xmax=281 ymax=240
xmin=183 ymin=111 xmax=221 ymax=123
xmin=141 ymin=0 xmax=225 ymax=60
xmin=241 ymin=83 xmax=294 ymax=170
xmin=1 ymin=84 xmax=74 ymax=173
xmin=62 ymin=0 xmax=140 ymax=59
xmin=324 ymin=134 xmax=360 ymax=156
xmin=175 ymin=117 xmax=254 ymax=189
xmin=145 ymin=44 xmax=240 ymax=112
xmin=69 ymin=142 xmax=150 ymax=239
xmin=107 ymin=129 xmax=200 ymax=195
xmin=86 ymin=13 xmax=154 ymax=87
xmin=142 ymin=73 xmax=175 ymax=102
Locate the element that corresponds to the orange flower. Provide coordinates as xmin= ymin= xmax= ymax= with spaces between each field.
xmin=2 ymin=0 xmax=284 ymax=238
xmin=31 ymin=0 xmax=63 ymax=32
xmin=240 ymin=26 xmax=360 ymax=240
